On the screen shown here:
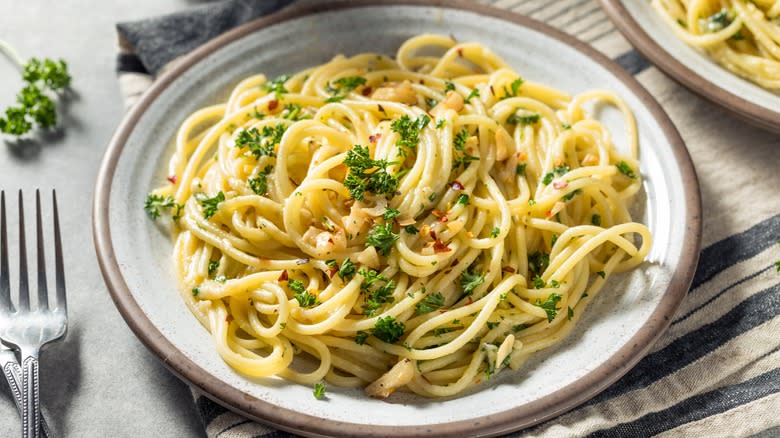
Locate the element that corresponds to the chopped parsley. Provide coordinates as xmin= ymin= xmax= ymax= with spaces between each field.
xmin=542 ymin=165 xmax=571 ymax=185
xmin=596 ymin=271 xmax=606 ymax=279
xmin=456 ymin=194 xmax=470 ymax=205
xmin=262 ymin=74 xmax=290 ymax=97
xmin=325 ymin=76 xmax=366 ymax=102
xmin=383 ymin=207 xmax=401 ymax=221
xmin=343 ymin=144 xmax=399 ymax=200
xmin=567 ymin=306 xmax=574 ymax=321
xmin=534 ymin=293 xmax=562 ymax=322
xmin=562 ymin=122 xmax=572 ymax=130
xmin=454 ymin=128 xmax=469 ymax=151
xmin=464 ymin=88 xmax=480 ymax=103
xmin=415 ymin=292 xmax=445 ymax=315
xmin=500 ymin=78 xmax=524 ymax=100
xmin=355 ymin=331 xmax=370 ymax=344
xmin=592 ymin=214 xmax=602 ymax=226
xmin=391 ymin=114 xmax=430 ymax=156
xmin=248 ymin=165 xmax=273 ymax=195
xmin=338 ymin=258 xmax=356 ymax=281
xmin=313 ymin=382 xmax=326 ymax=400
xmin=196 ymin=191 xmax=225 ymax=219
xmin=562 ymin=188 xmax=582 ymax=201
xmin=208 ymin=260 xmax=220 ymax=277
xmin=289 ymin=279 xmax=317 ymax=308
xmin=404 ymin=225 xmax=419 ymax=234
xmin=366 ymin=223 xmax=400 ymax=256
xmin=358 ymin=268 xmax=395 ymax=316
xmin=486 ymin=321 xmax=500 ymax=329
xmin=235 ymin=124 xmax=287 ymax=158
xmin=191 ymin=288 xmax=200 ymax=297
xmin=616 ymin=161 xmax=637 ymax=179
xmin=444 ymin=81 xmax=456 ymax=92
xmin=513 ymin=323 xmax=528 ymax=332
xmin=281 ymin=103 xmax=309 ymax=121
xmin=144 ymin=194 xmax=183 ymax=221
xmin=507 ymin=111 xmax=540 ymax=126
xmin=532 ymin=276 xmax=546 ymax=289
xmin=435 ymin=119 xmax=446 ymax=129
xmin=528 ymin=251 xmax=550 ymax=279
xmin=700 ymin=8 xmax=734 ymax=33
xmin=372 ymin=316 xmax=405 ymax=343
xmin=460 ymin=269 xmax=485 ymax=295
xmin=489 ymin=227 xmax=500 ymax=238
xmin=516 ymin=163 xmax=527 ymax=176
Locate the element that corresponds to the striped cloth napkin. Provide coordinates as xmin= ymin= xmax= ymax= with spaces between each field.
xmin=116 ymin=1 xmax=780 ymax=436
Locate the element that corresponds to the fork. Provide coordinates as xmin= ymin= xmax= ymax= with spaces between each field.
xmin=0 ymin=190 xmax=67 ymax=438
xmin=1 ymin=345 xmax=51 ymax=437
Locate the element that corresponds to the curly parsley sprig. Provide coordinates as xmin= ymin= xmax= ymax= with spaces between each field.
xmin=0 ymin=40 xmax=72 ymax=136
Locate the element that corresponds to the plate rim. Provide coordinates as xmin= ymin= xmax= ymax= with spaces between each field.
xmin=599 ymin=0 xmax=780 ymax=135
xmin=92 ymin=1 xmax=702 ymax=436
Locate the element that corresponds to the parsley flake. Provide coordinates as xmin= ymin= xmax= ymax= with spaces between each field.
xmin=535 ymin=293 xmax=562 ymax=322
xmin=196 ymin=191 xmax=225 ymax=219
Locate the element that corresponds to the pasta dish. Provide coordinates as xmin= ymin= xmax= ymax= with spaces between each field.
xmin=144 ymin=34 xmax=652 ymax=398
xmin=652 ymin=0 xmax=780 ymax=89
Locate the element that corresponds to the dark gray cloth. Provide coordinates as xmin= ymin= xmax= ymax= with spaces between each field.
xmin=117 ymin=0 xmax=292 ymax=75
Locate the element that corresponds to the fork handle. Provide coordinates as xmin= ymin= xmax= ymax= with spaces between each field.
xmin=3 ymin=362 xmax=51 ymax=438
xmin=20 ymin=353 xmax=41 ymax=438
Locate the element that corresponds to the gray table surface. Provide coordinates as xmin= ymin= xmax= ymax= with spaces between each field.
xmin=0 ymin=1 xmax=207 ymax=436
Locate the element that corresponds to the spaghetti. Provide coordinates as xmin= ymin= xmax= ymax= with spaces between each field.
xmin=652 ymin=0 xmax=780 ymax=89
xmin=146 ymin=34 xmax=652 ymax=398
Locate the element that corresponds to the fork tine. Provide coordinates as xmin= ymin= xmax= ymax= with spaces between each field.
xmin=0 ymin=191 xmax=11 ymax=310
xmin=17 ymin=190 xmax=29 ymax=311
xmin=53 ymin=190 xmax=66 ymax=312
xmin=35 ymin=190 xmax=48 ymax=311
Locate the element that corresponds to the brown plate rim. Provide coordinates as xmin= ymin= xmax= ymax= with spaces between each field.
xmin=92 ymin=1 xmax=702 ymax=436
xmin=598 ymin=0 xmax=780 ymax=135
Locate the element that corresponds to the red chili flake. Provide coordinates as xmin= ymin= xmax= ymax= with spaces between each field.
xmin=450 ymin=180 xmax=464 ymax=191
xmin=361 ymin=86 xmax=372 ymax=96
xmin=457 ymin=48 xmax=464 ymax=57
xmin=502 ymin=266 xmax=516 ymax=273
xmin=369 ymin=133 xmax=382 ymax=143
xmin=278 ymin=270 xmax=289 ymax=282
xmin=166 ymin=175 xmax=177 ymax=184
xmin=467 ymin=296 xmax=473 ymax=304
xmin=432 ymin=209 xmax=447 ymax=218
xmin=226 ymin=315 xmax=234 ymax=323
xmin=268 ymin=99 xmax=279 ymax=111
xmin=327 ymin=266 xmax=338 ymax=278
xmin=429 ymin=230 xmax=437 ymax=240
xmin=433 ymin=239 xmax=451 ymax=253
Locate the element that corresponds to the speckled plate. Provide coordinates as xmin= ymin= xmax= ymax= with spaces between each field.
xmin=93 ymin=1 xmax=701 ymax=436
xmin=599 ymin=0 xmax=780 ymax=135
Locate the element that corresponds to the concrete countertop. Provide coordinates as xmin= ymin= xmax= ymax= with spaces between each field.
xmin=0 ymin=1 xmax=207 ymax=436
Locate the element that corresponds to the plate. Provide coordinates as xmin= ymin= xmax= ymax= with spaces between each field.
xmin=599 ymin=0 xmax=780 ymax=134
xmin=93 ymin=1 xmax=701 ymax=436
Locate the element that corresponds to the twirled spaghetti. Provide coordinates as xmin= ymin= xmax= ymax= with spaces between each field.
xmin=145 ymin=34 xmax=652 ymax=398
xmin=653 ymin=0 xmax=780 ymax=89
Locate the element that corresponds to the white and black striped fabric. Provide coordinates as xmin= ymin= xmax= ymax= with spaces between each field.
xmin=116 ymin=1 xmax=780 ymax=436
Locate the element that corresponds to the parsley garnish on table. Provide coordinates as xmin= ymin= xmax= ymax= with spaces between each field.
xmin=0 ymin=40 xmax=72 ymax=136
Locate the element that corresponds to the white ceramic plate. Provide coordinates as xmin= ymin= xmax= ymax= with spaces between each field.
xmin=600 ymin=0 xmax=780 ymax=134
xmin=93 ymin=2 xmax=701 ymax=436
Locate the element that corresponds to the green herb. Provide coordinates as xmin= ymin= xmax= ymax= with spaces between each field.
xmin=208 ymin=260 xmax=220 ymax=277
xmin=263 ymin=74 xmax=290 ymax=96
xmin=144 ymin=194 xmax=183 ymax=221
xmin=435 ymin=119 xmax=446 ymax=129
xmin=486 ymin=321 xmax=500 ymax=329
xmin=235 ymin=124 xmax=287 ymax=158
xmin=730 ymin=29 xmax=745 ymax=41
xmin=616 ymin=161 xmax=637 ymax=179
xmin=700 ymin=8 xmax=734 ymax=33
xmin=444 ymin=81 xmax=456 ymax=92
xmin=250 ymin=107 xmax=265 ymax=119
xmin=464 ymin=88 xmax=480 ymax=103
xmin=313 ymin=382 xmax=326 ymax=400
xmin=489 ymin=227 xmax=500 ymax=238
xmin=359 ymin=269 xmax=395 ymax=316
xmin=596 ymin=271 xmax=606 ymax=279
xmin=281 ymin=103 xmax=309 ymax=121
xmin=248 ymin=165 xmax=273 ymax=196
xmin=542 ymin=165 xmax=571 ymax=185
xmin=677 ymin=18 xmax=687 ymax=28
xmin=591 ymin=214 xmax=602 ymax=226
xmin=562 ymin=122 xmax=572 ymax=130
xmin=456 ymin=194 xmax=470 ymax=205
xmin=453 ymin=153 xmax=479 ymax=170
xmin=775 ymin=260 xmax=780 ymax=272
xmin=343 ymin=144 xmax=399 ymax=200
xmin=197 ymin=191 xmax=225 ymax=219
xmin=516 ymin=163 xmax=527 ymax=176
xmin=338 ymin=258 xmax=356 ymax=281
xmin=415 ymin=292 xmax=445 ymax=315
xmin=507 ymin=112 xmax=540 ymax=126
xmin=550 ymin=279 xmax=560 ymax=288
xmin=528 ymin=251 xmax=550 ymax=279
xmin=532 ymin=276 xmax=546 ymax=289
xmin=191 ymin=288 xmax=200 ymax=297
xmin=460 ymin=269 xmax=485 ymax=295
xmin=428 ymin=192 xmax=437 ymax=202
xmin=366 ymin=223 xmax=399 ymax=256
xmin=534 ymin=293 xmax=562 ymax=322
xmin=453 ymin=128 xmax=469 ymax=151
xmin=551 ymin=234 xmax=558 ymax=247
xmin=325 ymin=76 xmax=366 ymax=102
xmin=425 ymin=97 xmax=438 ymax=108
xmin=404 ymin=225 xmax=419 ymax=234
xmin=528 ymin=199 xmax=537 ymax=207
xmin=383 ymin=207 xmax=401 ymax=221
xmin=289 ymin=279 xmax=318 ymax=308
xmin=372 ymin=316 xmax=405 ymax=343
xmin=500 ymin=77 xmax=524 ymax=100
xmin=0 ymin=53 xmax=72 ymax=136
xmin=513 ymin=323 xmax=528 ymax=332
xmin=567 ymin=306 xmax=574 ymax=321
xmin=391 ymin=114 xmax=430 ymax=156
xmin=355 ymin=331 xmax=370 ymax=344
